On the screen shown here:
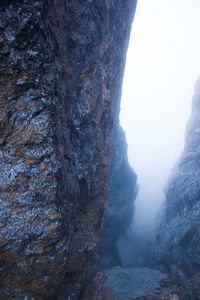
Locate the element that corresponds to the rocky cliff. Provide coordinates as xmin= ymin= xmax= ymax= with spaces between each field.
xmin=0 ymin=0 xmax=137 ymax=298
xmin=154 ymin=79 xmax=200 ymax=290
xmin=98 ymin=125 xmax=138 ymax=268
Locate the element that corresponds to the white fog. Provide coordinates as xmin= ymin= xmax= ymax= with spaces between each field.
xmin=120 ymin=0 xmax=200 ymax=229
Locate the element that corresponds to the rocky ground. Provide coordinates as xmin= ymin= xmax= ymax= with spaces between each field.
xmin=82 ymin=264 xmax=200 ymax=299
xmin=82 ymin=223 xmax=200 ymax=300
xmin=82 ymin=266 xmax=182 ymax=300
xmin=104 ymin=266 xmax=169 ymax=299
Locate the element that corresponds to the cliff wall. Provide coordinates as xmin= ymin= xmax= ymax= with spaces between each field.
xmin=154 ymin=79 xmax=200 ymax=281
xmin=98 ymin=125 xmax=138 ymax=267
xmin=0 ymin=0 xmax=137 ymax=298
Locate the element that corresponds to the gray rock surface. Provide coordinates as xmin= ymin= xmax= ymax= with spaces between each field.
xmin=82 ymin=267 xmax=182 ymax=300
xmin=98 ymin=125 xmax=138 ymax=266
xmin=116 ymin=235 xmax=136 ymax=267
xmin=104 ymin=266 xmax=168 ymax=299
xmin=154 ymin=78 xmax=200 ymax=292
xmin=0 ymin=0 xmax=137 ymax=298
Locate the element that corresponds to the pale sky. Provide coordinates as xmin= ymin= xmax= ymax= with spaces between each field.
xmin=120 ymin=0 xmax=200 ymax=228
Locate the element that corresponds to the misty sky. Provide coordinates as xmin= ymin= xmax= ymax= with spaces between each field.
xmin=120 ymin=0 xmax=200 ymax=229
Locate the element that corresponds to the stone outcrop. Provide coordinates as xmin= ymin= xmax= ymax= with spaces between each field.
xmin=154 ymin=79 xmax=200 ymax=288
xmin=0 ymin=0 xmax=137 ymax=298
xmin=98 ymin=125 xmax=138 ymax=268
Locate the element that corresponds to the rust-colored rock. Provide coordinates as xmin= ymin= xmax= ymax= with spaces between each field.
xmin=0 ymin=0 xmax=137 ymax=298
xmin=81 ymin=272 xmax=114 ymax=300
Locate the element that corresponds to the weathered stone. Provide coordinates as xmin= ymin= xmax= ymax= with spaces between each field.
xmin=98 ymin=125 xmax=138 ymax=267
xmin=81 ymin=272 xmax=114 ymax=300
xmin=154 ymin=78 xmax=200 ymax=298
xmin=103 ymin=266 xmax=168 ymax=299
xmin=82 ymin=267 xmax=182 ymax=300
xmin=0 ymin=0 xmax=137 ymax=298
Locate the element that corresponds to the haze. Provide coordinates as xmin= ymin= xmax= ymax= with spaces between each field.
xmin=120 ymin=0 xmax=200 ymax=229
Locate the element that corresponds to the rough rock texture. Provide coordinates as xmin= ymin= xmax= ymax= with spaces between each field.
xmin=81 ymin=272 xmax=114 ymax=300
xmin=154 ymin=79 xmax=200 ymax=292
xmin=0 ymin=0 xmax=137 ymax=298
xmin=83 ymin=267 xmax=185 ymax=300
xmin=102 ymin=266 xmax=168 ymax=300
xmin=98 ymin=125 xmax=138 ymax=267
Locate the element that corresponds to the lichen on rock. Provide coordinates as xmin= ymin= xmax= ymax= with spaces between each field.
xmin=0 ymin=0 xmax=137 ymax=298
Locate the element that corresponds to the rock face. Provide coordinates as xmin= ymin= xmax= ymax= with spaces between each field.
xmin=98 ymin=125 xmax=138 ymax=267
xmin=0 ymin=0 xmax=137 ymax=298
xmin=154 ymin=79 xmax=200 ymax=280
